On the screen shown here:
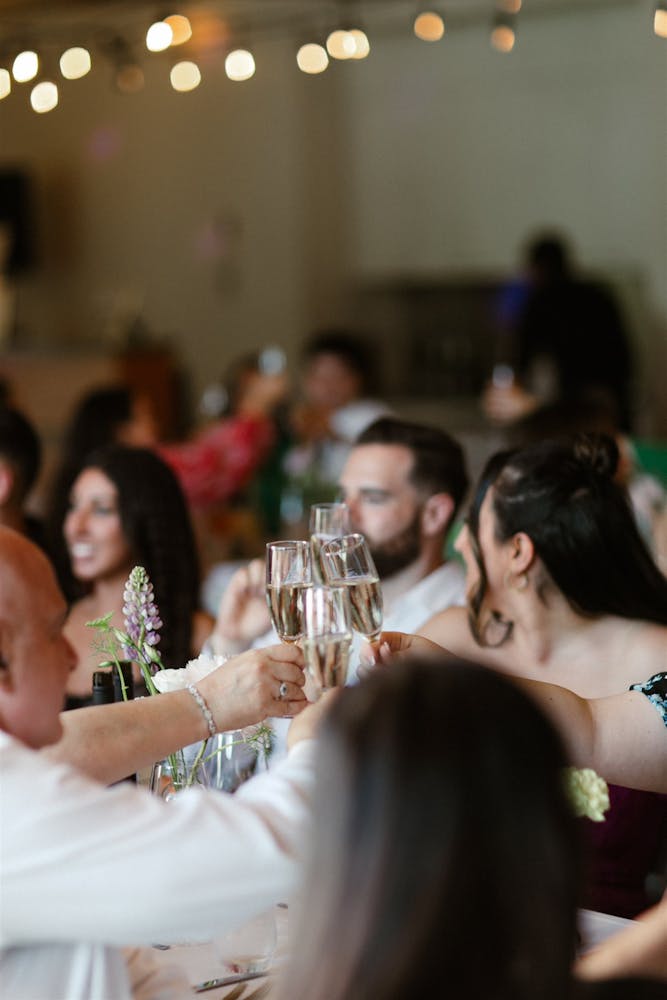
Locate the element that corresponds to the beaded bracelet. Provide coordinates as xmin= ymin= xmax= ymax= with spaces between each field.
xmin=186 ymin=683 xmax=218 ymax=738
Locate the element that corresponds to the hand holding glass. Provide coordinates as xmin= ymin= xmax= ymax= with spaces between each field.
xmin=320 ymin=533 xmax=383 ymax=641
xmin=302 ymin=586 xmax=353 ymax=691
xmin=265 ymin=540 xmax=311 ymax=643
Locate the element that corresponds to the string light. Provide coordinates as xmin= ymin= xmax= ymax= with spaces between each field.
xmin=170 ymin=60 xmax=201 ymax=91
xmin=326 ymin=29 xmax=357 ymax=60
xmin=414 ymin=11 xmax=446 ymax=42
xmin=296 ymin=43 xmax=329 ymax=74
xmin=491 ymin=11 xmax=517 ymax=52
xmin=12 ymin=50 xmax=39 ymax=83
xmin=59 ymin=47 xmax=91 ymax=80
xmin=164 ymin=14 xmax=192 ymax=46
xmin=655 ymin=2 xmax=667 ymax=37
xmin=349 ymin=29 xmax=370 ymax=59
xmin=225 ymin=49 xmax=255 ymax=81
xmin=30 ymin=80 xmax=58 ymax=112
xmin=0 ymin=69 xmax=11 ymax=99
xmin=146 ymin=20 xmax=173 ymax=52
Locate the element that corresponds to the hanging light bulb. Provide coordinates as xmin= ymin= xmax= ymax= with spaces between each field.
xmin=164 ymin=14 xmax=192 ymax=45
xmin=326 ymin=29 xmax=356 ymax=60
xmin=296 ymin=43 xmax=329 ymax=74
xmin=30 ymin=80 xmax=58 ymax=113
xmin=655 ymin=2 xmax=667 ymax=37
xmin=491 ymin=12 xmax=516 ymax=52
xmin=414 ymin=11 xmax=445 ymax=42
xmin=146 ymin=20 xmax=173 ymax=52
xmin=59 ymin=47 xmax=91 ymax=80
xmin=225 ymin=49 xmax=255 ymax=81
xmin=498 ymin=0 xmax=522 ymax=11
xmin=349 ymin=29 xmax=370 ymax=59
xmin=0 ymin=69 xmax=11 ymax=99
xmin=12 ymin=50 xmax=39 ymax=83
xmin=170 ymin=60 xmax=201 ymax=91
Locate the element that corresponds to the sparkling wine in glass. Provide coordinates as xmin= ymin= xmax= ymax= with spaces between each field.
xmin=321 ymin=533 xmax=383 ymax=641
xmin=265 ymin=540 xmax=311 ymax=643
xmin=301 ymin=586 xmax=353 ymax=691
xmin=309 ymin=502 xmax=350 ymax=585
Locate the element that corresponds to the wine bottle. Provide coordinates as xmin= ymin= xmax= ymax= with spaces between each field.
xmin=92 ymin=669 xmax=115 ymax=706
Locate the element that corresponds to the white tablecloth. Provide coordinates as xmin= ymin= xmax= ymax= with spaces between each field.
xmin=152 ymin=907 xmax=633 ymax=997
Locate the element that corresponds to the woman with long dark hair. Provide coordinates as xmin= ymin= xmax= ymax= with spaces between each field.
xmin=45 ymin=384 xmax=158 ymax=601
xmin=377 ymin=434 xmax=667 ymax=918
xmin=61 ymin=444 xmax=212 ymax=702
xmin=281 ymin=659 xmax=664 ymax=1000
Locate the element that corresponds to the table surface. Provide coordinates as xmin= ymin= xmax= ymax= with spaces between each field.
xmin=151 ymin=906 xmax=634 ymax=998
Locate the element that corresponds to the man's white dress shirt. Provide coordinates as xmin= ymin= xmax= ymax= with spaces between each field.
xmin=0 ymin=733 xmax=315 ymax=999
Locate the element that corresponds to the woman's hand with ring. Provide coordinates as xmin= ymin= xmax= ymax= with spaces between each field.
xmin=197 ymin=643 xmax=307 ymax=730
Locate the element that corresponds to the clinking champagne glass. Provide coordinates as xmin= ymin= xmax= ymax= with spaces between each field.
xmin=309 ymin=502 xmax=351 ymax=585
xmin=320 ymin=533 xmax=383 ymax=642
xmin=265 ymin=540 xmax=312 ymax=643
xmin=301 ymin=586 xmax=353 ymax=692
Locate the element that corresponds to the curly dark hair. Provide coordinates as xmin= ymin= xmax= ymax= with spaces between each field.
xmin=466 ymin=433 xmax=667 ymax=646
xmin=69 ymin=445 xmax=200 ymax=670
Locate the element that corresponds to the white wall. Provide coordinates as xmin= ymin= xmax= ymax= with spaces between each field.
xmin=1 ymin=1 xmax=665 ymax=428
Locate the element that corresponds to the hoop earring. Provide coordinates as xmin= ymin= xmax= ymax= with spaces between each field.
xmin=504 ymin=569 xmax=528 ymax=591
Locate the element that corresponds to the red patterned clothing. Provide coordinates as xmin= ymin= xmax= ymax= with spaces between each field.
xmin=159 ymin=415 xmax=275 ymax=510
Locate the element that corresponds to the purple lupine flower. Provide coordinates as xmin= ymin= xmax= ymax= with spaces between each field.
xmin=122 ymin=566 xmax=164 ymax=673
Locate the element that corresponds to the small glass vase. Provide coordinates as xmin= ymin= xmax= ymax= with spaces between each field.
xmin=149 ymin=740 xmax=211 ymax=800
xmin=205 ymin=731 xmax=260 ymax=794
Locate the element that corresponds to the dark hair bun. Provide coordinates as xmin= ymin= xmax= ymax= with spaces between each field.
xmin=573 ymin=433 xmax=619 ymax=479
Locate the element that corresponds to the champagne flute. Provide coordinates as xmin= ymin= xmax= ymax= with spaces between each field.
xmin=265 ymin=540 xmax=311 ymax=643
xmin=320 ymin=533 xmax=383 ymax=641
xmin=301 ymin=586 xmax=353 ymax=691
xmin=309 ymin=502 xmax=350 ymax=585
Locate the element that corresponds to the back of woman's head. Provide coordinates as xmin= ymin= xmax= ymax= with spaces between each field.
xmin=469 ymin=433 xmax=667 ymax=629
xmin=81 ymin=444 xmax=200 ymax=668
xmin=287 ymin=659 xmax=581 ymax=1000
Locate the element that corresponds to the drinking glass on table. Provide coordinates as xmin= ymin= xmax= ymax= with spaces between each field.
xmin=320 ymin=532 xmax=383 ymax=641
xmin=265 ymin=539 xmax=311 ymax=644
xmin=309 ymin=502 xmax=350 ymax=584
xmin=302 ymin=586 xmax=353 ymax=692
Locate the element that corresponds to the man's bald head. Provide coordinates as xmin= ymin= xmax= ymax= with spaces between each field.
xmin=0 ymin=526 xmax=75 ymax=748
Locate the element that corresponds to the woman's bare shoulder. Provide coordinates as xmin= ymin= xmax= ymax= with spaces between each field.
xmin=418 ymin=607 xmax=477 ymax=656
xmin=632 ymin=621 xmax=667 ymax=673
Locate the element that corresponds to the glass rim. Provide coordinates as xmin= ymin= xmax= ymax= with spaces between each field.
xmin=321 ymin=531 xmax=365 ymax=553
xmin=265 ymin=539 xmax=310 ymax=550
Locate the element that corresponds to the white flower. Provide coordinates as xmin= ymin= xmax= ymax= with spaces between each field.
xmin=564 ymin=766 xmax=610 ymax=822
xmin=152 ymin=652 xmax=228 ymax=693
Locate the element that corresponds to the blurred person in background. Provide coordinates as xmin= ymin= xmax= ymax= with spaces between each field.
xmin=159 ymin=348 xmax=290 ymax=515
xmin=45 ymin=384 xmax=158 ymax=599
xmin=282 ymin=330 xmax=391 ymax=521
xmin=61 ymin=445 xmax=212 ymax=707
xmin=0 ymin=405 xmax=45 ymax=549
xmin=483 ymin=232 xmax=633 ymax=432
